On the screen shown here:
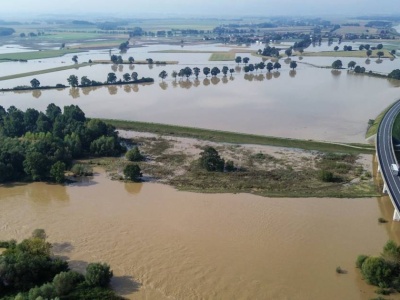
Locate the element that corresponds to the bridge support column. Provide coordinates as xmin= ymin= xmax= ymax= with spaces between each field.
xmin=383 ymin=183 xmax=388 ymax=194
xmin=377 ymin=164 xmax=381 ymax=173
xmin=394 ymin=210 xmax=400 ymax=221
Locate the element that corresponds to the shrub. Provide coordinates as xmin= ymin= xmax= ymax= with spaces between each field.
xmin=361 ymin=257 xmax=393 ymax=286
xmin=31 ymin=229 xmax=46 ymax=240
xmin=28 ymin=283 xmax=56 ymax=300
xmin=71 ymin=164 xmax=93 ymax=176
xmin=50 ymin=161 xmax=66 ymax=183
xmin=225 ymin=160 xmax=235 ymax=172
xmin=356 ymin=255 xmax=369 ymax=268
xmin=123 ymin=164 xmax=142 ymax=182
xmin=53 ymin=271 xmax=84 ymax=296
xmin=85 ymin=263 xmax=113 ymax=287
xmin=126 ymin=146 xmax=144 ymax=162
xmin=199 ymin=146 xmax=224 ymax=172
xmin=319 ymin=170 xmax=334 ymax=182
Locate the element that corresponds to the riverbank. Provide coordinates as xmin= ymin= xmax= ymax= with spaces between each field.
xmin=88 ymin=129 xmax=378 ymax=198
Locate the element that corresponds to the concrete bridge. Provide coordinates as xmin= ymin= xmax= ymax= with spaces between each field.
xmin=376 ymin=100 xmax=400 ymax=221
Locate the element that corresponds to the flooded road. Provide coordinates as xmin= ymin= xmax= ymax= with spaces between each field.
xmin=0 ymin=169 xmax=398 ymax=299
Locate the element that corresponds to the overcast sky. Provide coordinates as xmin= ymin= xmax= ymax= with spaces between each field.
xmin=2 ymin=0 xmax=400 ymax=17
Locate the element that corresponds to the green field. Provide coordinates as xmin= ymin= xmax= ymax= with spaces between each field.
xmin=102 ymin=119 xmax=375 ymax=154
xmin=0 ymin=62 xmax=95 ymax=81
xmin=209 ymin=52 xmax=235 ymax=61
xmin=0 ymin=49 xmax=86 ymax=61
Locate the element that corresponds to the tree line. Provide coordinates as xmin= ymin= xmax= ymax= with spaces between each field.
xmin=0 ymin=104 xmax=125 ymax=183
xmin=0 ymin=229 xmax=121 ymax=299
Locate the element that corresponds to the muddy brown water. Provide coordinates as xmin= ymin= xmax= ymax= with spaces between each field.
xmin=0 ymin=169 xmax=399 ymax=299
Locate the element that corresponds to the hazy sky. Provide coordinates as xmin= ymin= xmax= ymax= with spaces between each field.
xmin=2 ymin=0 xmax=400 ymax=17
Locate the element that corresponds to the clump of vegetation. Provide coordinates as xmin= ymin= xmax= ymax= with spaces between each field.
xmin=336 ymin=266 xmax=346 ymax=274
xmin=126 ymin=146 xmax=144 ymax=162
xmin=378 ymin=217 xmax=388 ymax=223
xmin=0 ymin=230 xmax=121 ymax=299
xmin=123 ymin=164 xmax=142 ymax=182
xmin=319 ymin=170 xmax=334 ymax=182
xmin=0 ymin=104 xmax=125 ymax=183
xmin=199 ymin=146 xmax=225 ymax=172
xmin=71 ymin=164 xmax=94 ymax=176
xmin=356 ymin=240 xmax=400 ymax=293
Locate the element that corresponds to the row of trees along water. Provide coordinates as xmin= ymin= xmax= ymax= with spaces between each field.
xmin=0 ymin=104 xmax=125 ymax=183
xmin=0 ymin=229 xmax=121 ymax=299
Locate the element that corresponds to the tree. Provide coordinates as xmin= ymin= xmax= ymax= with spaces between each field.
xmin=229 ymin=68 xmax=235 ymax=76
xmin=348 ymin=61 xmax=356 ymax=69
xmin=159 ymin=70 xmax=168 ymax=81
xmin=222 ymin=66 xmax=229 ymax=76
xmin=85 ymin=263 xmax=113 ymax=287
xmin=183 ymin=67 xmax=192 ymax=79
xmin=117 ymin=55 xmax=123 ymax=64
xmin=80 ymin=76 xmax=91 ymax=86
xmin=258 ymin=61 xmax=265 ymax=72
xmin=388 ymin=69 xmax=400 ymax=80
xmin=377 ymin=43 xmax=383 ymax=50
xmin=273 ymin=62 xmax=281 ymax=71
xmin=126 ymin=146 xmax=143 ymax=161
xmin=67 ymin=75 xmax=79 ymax=87
xmin=50 ymin=161 xmax=66 ymax=183
xmin=193 ymin=67 xmax=200 ymax=79
xmin=391 ymin=49 xmax=396 ymax=55
xmin=203 ymin=67 xmax=210 ymax=77
xmin=53 ymin=271 xmax=84 ymax=296
xmin=123 ymin=73 xmax=131 ymax=82
xmin=266 ymin=62 xmax=273 ymax=72
xmin=377 ymin=51 xmax=384 ymax=59
xmin=123 ymin=164 xmax=142 ymax=182
xmin=366 ymin=50 xmax=372 ymax=57
xmin=361 ymin=257 xmax=393 ymax=286
xmin=332 ymin=60 xmax=343 ymax=69
xmin=146 ymin=58 xmax=153 ymax=64
xmin=211 ymin=67 xmax=220 ymax=76
xmin=110 ymin=54 xmax=118 ymax=64
xmin=235 ymin=56 xmax=242 ymax=64
xmin=334 ymin=46 xmax=339 ymax=51
xmin=30 ymin=78 xmax=40 ymax=88
xmin=32 ymin=229 xmax=47 ymax=240
xmin=172 ymin=70 xmax=178 ymax=81
xmin=72 ymin=55 xmax=78 ymax=63
xmin=285 ymin=48 xmax=292 ymax=57
xmin=199 ymin=146 xmax=224 ymax=172
xmin=243 ymin=57 xmax=250 ymax=65
xmin=107 ymin=72 xmax=117 ymax=83
xmin=128 ymin=56 xmax=134 ymax=64
xmin=289 ymin=61 xmax=297 ymax=70
xmin=131 ymin=72 xmax=138 ymax=81
xmin=359 ymin=45 xmax=365 ymax=51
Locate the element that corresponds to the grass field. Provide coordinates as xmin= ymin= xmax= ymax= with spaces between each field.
xmin=0 ymin=62 xmax=95 ymax=81
xmin=303 ymin=49 xmax=393 ymax=58
xmin=366 ymin=101 xmax=399 ymax=138
xmin=102 ymin=119 xmax=375 ymax=154
xmin=209 ymin=52 xmax=235 ymax=61
xmin=0 ymin=49 xmax=86 ymax=61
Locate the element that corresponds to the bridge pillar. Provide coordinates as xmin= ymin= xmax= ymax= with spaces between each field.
xmin=383 ymin=183 xmax=388 ymax=194
xmin=394 ymin=210 xmax=400 ymax=221
xmin=378 ymin=165 xmax=381 ymax=173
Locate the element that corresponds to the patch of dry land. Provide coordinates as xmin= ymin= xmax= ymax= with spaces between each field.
xmin=89 ymin=130 xmax=377 ymax=198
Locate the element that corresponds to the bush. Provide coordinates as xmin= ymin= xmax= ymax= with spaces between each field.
xmin=319 ymin=170 xmax=334 ymax=182
xmin=71 ymin=164 xmax=93 ymax=176
xmin=123 ymin=164 xmax=142 ymax=182
xmin=28 ymin=282 xmax=56 ymax=300
xmin=31 ymin=229 xmax=46 ymax=240
xmin=361 ymin=257 xmax=393 ymax=287
xmin=199 ymin=146 xmax=224 ymax=172
xmin=85 ymin=263 xmax=113 ymax=287
xmin=126 ymin=146 xmax=144 ymax=162
xmin=356 ymin=255 xmax=369 ymax=268
xmin=225 ymin=160 xmax=235 ymax=172
xmin=50 ymin=161 xmax=66 ymax=183
xmin=53 ymin=271 xmax=84 ymax=296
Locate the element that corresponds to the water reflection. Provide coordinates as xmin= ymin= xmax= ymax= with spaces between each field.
xmin=331 ymin=70 xmax=341 ymax=77
xmin=273 ymin=71 xmax=280 ymax=78
xmin=124 ymin=85 xmax=132 ymax=93
xmin=365 ymin=59 xmax=371 ymax=65
xmin=111 ymin=64 xmax=118 ymax=72
xmin=222 ymin=77 xmax=228 ymax=84
xmin=108 ymin=85 xmax=118 ymax=95
xmin=159 ymin=82 xmax=168 ymax=90
xmin=235 ymin=66 xmax=241 ymax=73
xmin=32 ymin=90 xmax=42 ymax=99
xmin=124 ymin=182 xmax=143 ymax=195
xmin=179 ymin=80 xmax=193 ymax=89
xmin=203 ymin=78 xmax=210 ymax=86
xmin=132 ymin=85 xmax=139 ymax=92
xmin=81 ymin=86 xmax=100 ymax=96
xmin=172 ymin=80 xmax=178 ymax=88
xmin=129 ymin=64 xmax=135 ymax=70
xmin=118 ymin=65 xmax=124 ymax=72
xmin=289 ymin=70 xmax=297 ymax=78
xmin=69 ymin=88 xmax=80 ymax=99
xmin=284 ymin=57 xmax=291 ymax=64
xmin=211 ymin=77 xmax=220 ymax=85
xmin=375 ymin=59 xmax=383 ymax=64
xmin=266 ymin=72 xmax=273 ymax=80
xmin=193 ymin=79 xmax=200 ymax=87
xmin=148 ymin=64 xmax=153 ymax=70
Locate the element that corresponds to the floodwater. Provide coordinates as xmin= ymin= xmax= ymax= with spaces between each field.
xmin=1 ymin=61 xmax=399 ymax=143
xmin=0 ymin=169 xmax=398 ymax=300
